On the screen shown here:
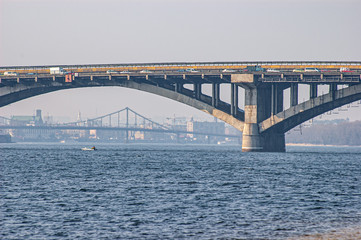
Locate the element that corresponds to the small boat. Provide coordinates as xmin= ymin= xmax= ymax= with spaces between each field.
xmin=81 ymin=146 xmax=97 ymax=151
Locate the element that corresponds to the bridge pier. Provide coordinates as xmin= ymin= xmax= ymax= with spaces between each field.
xmin=242 ymin=123 xmax=263 ymax=152
xmin=242 ymin=87 xmax=286 ymax=152
xmin=242 ymin=126 xmax=285 ymax=152
xmin=232 ymin=74 xmax=286 ymax=152
xmin=262 ymin=130 xmax=285 ymax=152
xmin=241 ymin=85 xmax=285 ymax=152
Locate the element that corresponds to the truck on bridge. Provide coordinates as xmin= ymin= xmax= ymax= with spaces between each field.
xmin=50 ymin=67 xmax=66 ymax=75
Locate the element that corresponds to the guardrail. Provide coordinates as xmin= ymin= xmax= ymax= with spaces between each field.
xmin=1 ymin=61 xmax=361 ymax=71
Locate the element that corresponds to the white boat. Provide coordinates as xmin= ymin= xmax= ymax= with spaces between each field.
xmin=81 ymin=147 xmax=97 ymax=151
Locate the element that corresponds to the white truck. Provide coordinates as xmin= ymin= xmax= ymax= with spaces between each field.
xmin=50 ymin=67 xmax=66 ymax=75
xmin=4 ymin=71 xmax=18 ymax=76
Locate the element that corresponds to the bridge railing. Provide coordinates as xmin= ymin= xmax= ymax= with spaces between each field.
xmin=1 ymin=61 xmax=361 ymax=71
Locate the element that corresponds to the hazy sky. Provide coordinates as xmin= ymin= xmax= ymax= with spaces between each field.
xmin=1 ymin=0 xmax=360 ymax=122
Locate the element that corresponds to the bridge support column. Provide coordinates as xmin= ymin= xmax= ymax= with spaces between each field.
xmin=330 ymin=83 xmax=337 ymax=100
xmin=231 ymin=84 xmax=239 ymax=116
xmin=234 ymin=84 xmax=238 ymax=116
xmin=242 ymin=123 xmax=263 ymax=152
xmin=271 ymin=84 xmax=283 ymax=115
xmin=194 ymin=83 xmax=201 ymax=99
xmin=242 ymin=86 xmax=285 ymax=152
xmin=290 ymin=83 xmax=298 ymax=106
xmin=242 ymin=86 xmax=266 ymax=152
xmin=212 ymin=83 xmax=220 ymax=107
xmin=310 ymin=84 xmax=318 ymax=99
xmin=262 ymin=129 xmax=285 ymax=152
xmin=175 ymin=83 xmax=183 ymax=93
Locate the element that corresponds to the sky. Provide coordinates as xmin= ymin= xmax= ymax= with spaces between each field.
xmin=0 ymin=0 xmax=360 ymax=122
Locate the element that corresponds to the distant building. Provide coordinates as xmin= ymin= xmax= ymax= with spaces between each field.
xmin=186 ymin=119 xmax=225 ymax=143
xmin=9 ymin=110 xmax=56 ymax=141
xmin=11 ymin=109 xmax=43 ymax=126
xmin=61 ymin=129 xmax=87 ymax=140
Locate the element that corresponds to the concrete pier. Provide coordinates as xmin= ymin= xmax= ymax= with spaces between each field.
xmin=232 ymin=74 xmax=286 ymax=152
xmin=242 ymin=123 xmax=263 ymax=152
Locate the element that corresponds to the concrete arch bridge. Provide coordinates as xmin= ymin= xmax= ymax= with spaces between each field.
xmin=1 ymin=61 xmax=360 ymax=152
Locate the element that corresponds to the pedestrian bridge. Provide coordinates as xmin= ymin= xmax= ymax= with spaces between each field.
xmin=1 ymin=61 xmax=360 ymax=152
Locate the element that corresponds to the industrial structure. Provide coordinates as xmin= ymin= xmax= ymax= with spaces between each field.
xmin=1 ymin=61 xmax=360 ymax=151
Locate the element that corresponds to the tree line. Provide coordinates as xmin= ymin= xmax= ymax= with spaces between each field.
xmin=286 ymin=120 xmax=361 ymax=146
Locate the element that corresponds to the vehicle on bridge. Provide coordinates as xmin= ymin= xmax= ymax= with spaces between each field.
xmin=292 ymin=68 xmax=305 ymax=73
xmin=222 ymin=69 xmax=237 ymax=73
xmin=340 ymin=67 xmax=354 ymax=73
xmin=50 ymin=67 xmax=66 ymax=75
xmin=140 ymin=70 xmax=152 ymax=73
xmin=4 ymin=72 xmax=18 ymax=76
xmin=243 ymin=66 xmax=265 ymax=72
xmin=186 ymin=68 xmax=199 ymax=73
xmin=266 ymin=68 xmax=280 ymax=73
xmin=106 ymin=70 xmax=118 ymax=74
xmin=305 ymin=68 xmax=319 ymax=72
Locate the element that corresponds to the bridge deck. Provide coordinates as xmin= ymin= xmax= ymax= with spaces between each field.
xmin=1 ymin=61 xmax=361 ymax=71
xmin=1 ymin=71 xmax=360 ymax=84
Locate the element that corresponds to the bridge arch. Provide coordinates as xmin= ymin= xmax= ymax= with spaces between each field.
xmin=259 ymin=84 xmax=361 ymax=134
xmin=0 ymin=80 xmax=245 ymax=131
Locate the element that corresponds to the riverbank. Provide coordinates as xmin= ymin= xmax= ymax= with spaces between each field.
xmin=289 ymin=225 xmax=361 ymax=240
xmin=286 ymin=143 xmax=361 ymax=148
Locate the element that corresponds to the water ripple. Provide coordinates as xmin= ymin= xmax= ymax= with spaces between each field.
xmin=1 ymin=144 xmax=361 ymax=239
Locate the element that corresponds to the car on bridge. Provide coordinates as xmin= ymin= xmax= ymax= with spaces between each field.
xmin=304 ymin=68 xmax=319 ymax=72
xmin=292 ymin=68 xmax=305 ymax=73
xmin=266 ymin=68 xmax=280 ymax=73
xmin=186 ymin=68 xmax=199 ymax=73
xmin=106 ymin=70 xmax=118 ymax=74
xmin=340 ymin=67 xmax=354 ymax=73
xmin=222 ymin=69 xmax=236 ymax=73
xmin=140 ymin=70 xmax=152 ymax=73
xmin=243 ymin=66 xmax=265 ymax=72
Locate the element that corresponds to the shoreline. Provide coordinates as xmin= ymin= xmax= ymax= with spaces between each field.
xmin=288 ymin=225 xmax=361 ymax=240
xmin=286 ymin=143 xmax=361 ymax=148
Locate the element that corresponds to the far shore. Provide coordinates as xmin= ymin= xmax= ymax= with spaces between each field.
xmin=286 ymin=143 xmax=361 ymax=148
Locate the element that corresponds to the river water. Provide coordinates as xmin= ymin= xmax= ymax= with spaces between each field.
xmin=1 ymin=143 xmax=360 ymax=239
